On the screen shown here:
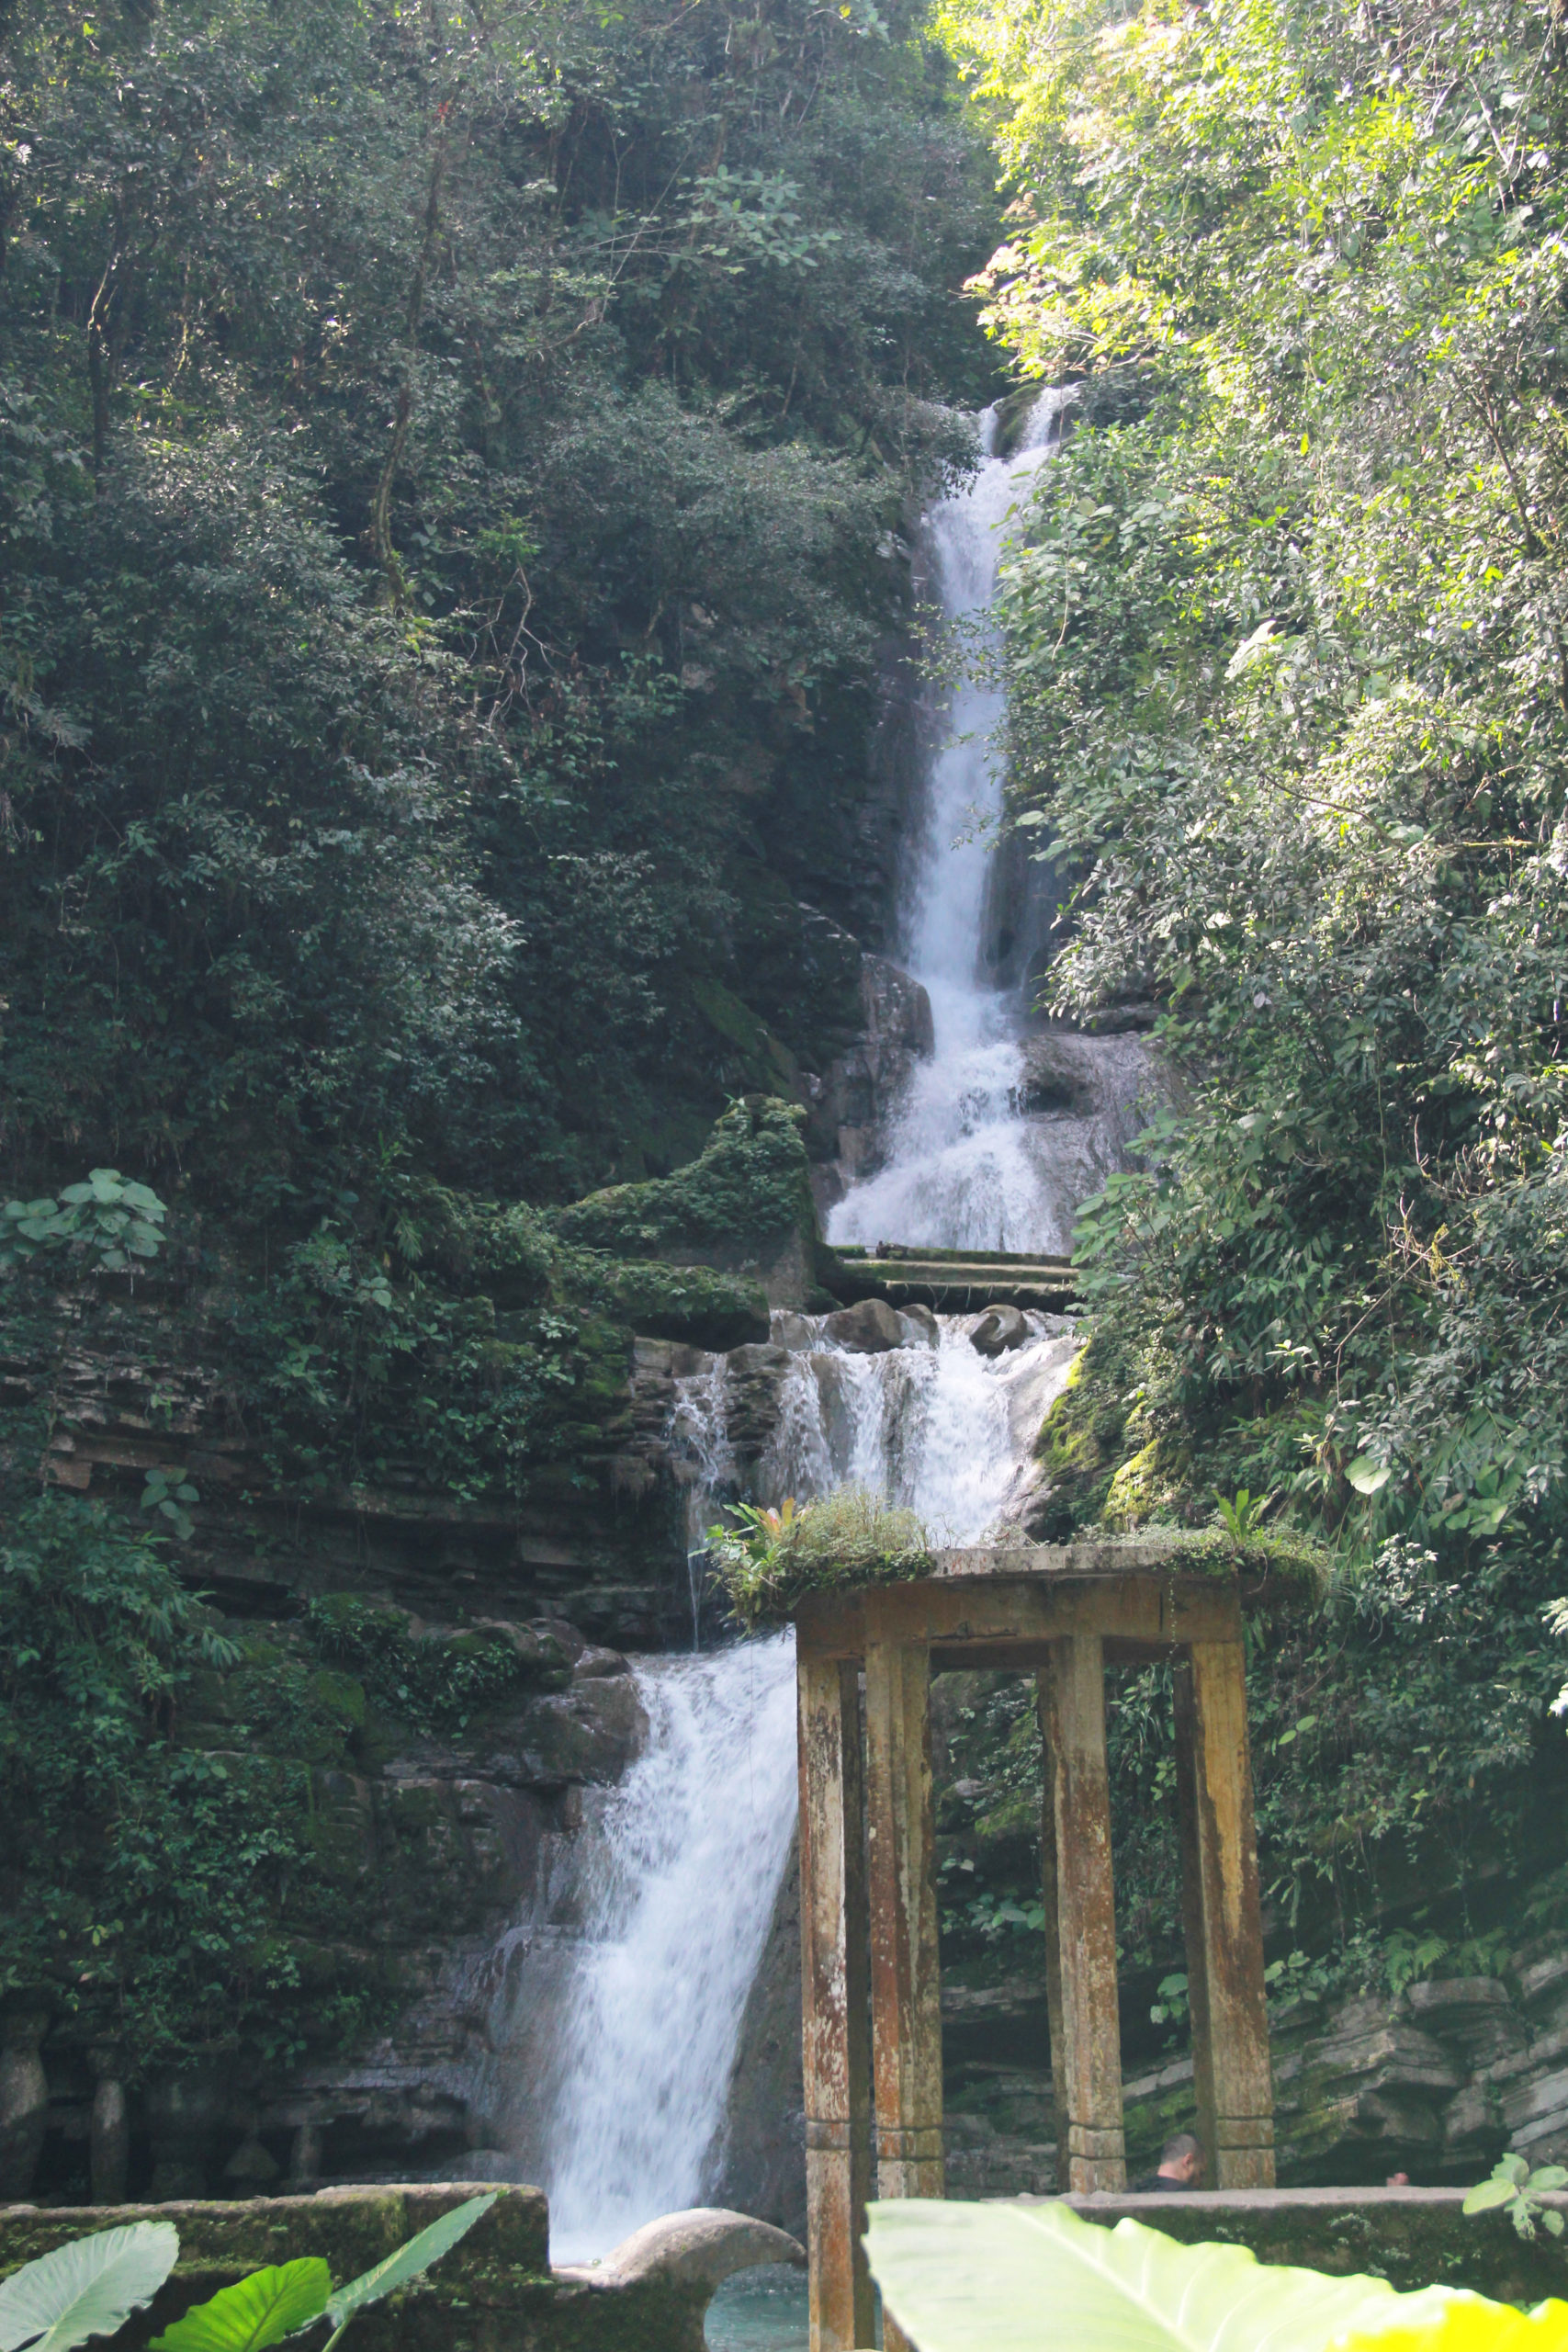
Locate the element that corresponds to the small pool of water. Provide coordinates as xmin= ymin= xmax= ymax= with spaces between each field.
xmin=705 ymin=2264 xmax=809 ymax=2352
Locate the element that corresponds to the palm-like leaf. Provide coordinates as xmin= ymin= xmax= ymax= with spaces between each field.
xmin=147 ymin=2260 xmax=331 ymax=2352
xmin=864 ymin=2201 xmax=1419 ymax=2352
xmin=0 ymin=2224 xmax=180 ymax=2352
xmin=325 ymin=2196 xmax=496 ymax=2327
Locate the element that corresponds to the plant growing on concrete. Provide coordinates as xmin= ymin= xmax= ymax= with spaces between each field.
xmin=863 ymin=2199 xmax=1568 ymax=2352
xmin=0 ymin=2197 xmax=496 ymax=2352
xmin=1213 ymin=1488 xmax=1270 ymax=1547
xmin=706 ymin=1486 xmax=932 ymax=1624
xmin=1465 ymin=2156 xmax=1568 ymax=2242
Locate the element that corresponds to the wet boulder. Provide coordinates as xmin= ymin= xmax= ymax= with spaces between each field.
xmin=971 ymin=1306 xmax=1029 ymax=1357
xmin=823 ymin=1299 xmax=904 ymax=1352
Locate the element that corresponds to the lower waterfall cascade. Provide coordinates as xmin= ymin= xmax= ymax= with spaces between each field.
xmin=543 ymin=1634 xmax=800 ymax=2263
xmin=475 ymin=400 xmax=1164 ymax=2267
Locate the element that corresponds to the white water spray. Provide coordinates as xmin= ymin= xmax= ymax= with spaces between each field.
xmin=761 ymin=1309 xmax=1077 ymax=1544
xmin=544 ymin=1635 xmax=799 ymax=2262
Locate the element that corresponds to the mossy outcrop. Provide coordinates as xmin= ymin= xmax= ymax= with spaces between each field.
xmin=549 ymin=1098 xmax=824 ymax=1307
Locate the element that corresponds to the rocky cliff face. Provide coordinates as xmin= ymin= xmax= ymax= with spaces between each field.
xmin=937 ymin=1947 xmax=1568 ymax=2197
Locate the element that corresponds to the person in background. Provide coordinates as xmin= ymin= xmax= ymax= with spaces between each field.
xmin=1130 ymin=2132 xmax=1204 ymax=2191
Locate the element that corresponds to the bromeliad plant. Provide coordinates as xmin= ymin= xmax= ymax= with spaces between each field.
xmin=863 ymin=2200 xmax=1568 ymax=2352
xmin=0 ymin=2196 xmax=495 ymax=2352
xmin=705 ymin=1487 xmax=934 ymax=1625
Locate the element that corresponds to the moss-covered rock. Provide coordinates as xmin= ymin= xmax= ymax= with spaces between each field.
xmin=549 ymin=1097 xmax=815 ymax=1265
xmin=600 ymin=1260 xmax=769 ymax=1350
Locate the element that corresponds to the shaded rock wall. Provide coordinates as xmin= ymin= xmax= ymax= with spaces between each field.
xmin=940 ymin=1942 xmax=1568 ymax=2196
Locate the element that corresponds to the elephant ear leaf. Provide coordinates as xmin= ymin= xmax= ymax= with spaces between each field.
xmin=325 ymin=2197 xmax=496 ymax=2327
xmin=863 ymin=2200 xmax=1440 ymax=2352
xmin=148 ymin=2260 xmax=332 ymax=2352
xmin=0 ymin=2223 xmax=181 ymax=2352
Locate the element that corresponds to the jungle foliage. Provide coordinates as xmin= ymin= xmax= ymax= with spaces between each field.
xmin=921 ymin=0 xmax=1568 ymax=1987
xmin=0 ymin=1491 xmax=571 ymax=2079
xmin=1 ymin=0 xmax=1001 ymax=1220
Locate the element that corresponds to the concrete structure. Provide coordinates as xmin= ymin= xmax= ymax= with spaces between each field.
xmin=795 ymin=1544 xmax=1279 ymax=2352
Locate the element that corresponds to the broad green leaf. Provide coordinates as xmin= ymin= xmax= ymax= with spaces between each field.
xmin=0 ymin=2223 xmax=180 ymax=2352
xmin=325 ymin=2195 xmax=495 ymax=2323
xmin=1461 ymin=2179 xmax=1517 ymax=2213
xmin=1339 ymin=2290 xmax=1568 ymax=2352
xmin=863 ymin=2199 xmax=1426 ymax=2352
xmin=1347 ymin=1456 xmax=1393 ymax=1495
xmin=148 ymin=2260 xmax=331 ymax=2352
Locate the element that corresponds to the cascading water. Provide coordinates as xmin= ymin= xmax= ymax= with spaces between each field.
xmin=481 ymin=401 xmax=1161 ymax=2287
xmin=827 ymin=401 xmax=1156 ymax=1257
xmin=761 ymin=1308 xmax=1077 ymax=1544
xmin=544 ymin=1634 xmax=799 ymax=2262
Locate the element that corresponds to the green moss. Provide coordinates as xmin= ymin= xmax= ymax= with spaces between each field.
xmin=1103 ymin=1439 xmax=1168 ymax=1527
xmin=598 ymin=1259 xmax=770 ymax=1349
xmin=549 ymin=1096 xmax=814 ymax=1259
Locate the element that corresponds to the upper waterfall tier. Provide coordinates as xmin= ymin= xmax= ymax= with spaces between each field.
xmin=826 ymin=400 xmax=1162 ymax=1257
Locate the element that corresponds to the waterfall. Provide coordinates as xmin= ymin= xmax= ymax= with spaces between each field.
xmin=827 ymin=400 xmax=1156 ymax=1257
xmin=761 ymin=1309 xmax=1077 ymax=1545
xmin=480 ymin=400 xmax=1160 ymax=2274
xmin=543 ymin=1634 xmax=799 ymax=2263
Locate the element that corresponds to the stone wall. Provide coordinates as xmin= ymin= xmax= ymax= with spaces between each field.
xmin=1055 ymin=2186 xmax=1568 ymax=2305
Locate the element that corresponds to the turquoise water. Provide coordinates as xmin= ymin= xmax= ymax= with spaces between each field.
xmin=705 ymin=2265 xmax=810 ymax=2352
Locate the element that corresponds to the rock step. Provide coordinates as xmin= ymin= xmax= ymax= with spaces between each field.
xmin=833 ymin=1244 xmax=1072 ymax=1269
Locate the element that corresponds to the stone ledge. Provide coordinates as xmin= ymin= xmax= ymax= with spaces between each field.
xmin=1027 ymin=2187 xmax=1568 ymax=2304
xmin=0 ymin=2186 xmax=793 ymax=2352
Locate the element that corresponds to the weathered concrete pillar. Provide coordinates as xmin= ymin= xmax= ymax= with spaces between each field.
xmin=0 ymin=2009 xmax=50 ymax=2201
xmin=288 ymin=2120 xmax=323 ymax=2190
xmin=1174 ymin=1640 xmax=1275 ymax=2188
xmin=89 ymin=2048 xmax=130 ymax=2205
xmin=797 ymin=1649 xmax=874 ymax=2352
xmin=863 ymin=1634 xmax=942 ymax=2352
xmin=1034 ymin=1675 xmax=1070 ymax=2190
xmin=1041 ymin=1633 xmax=1125 ymax=2191
xmin=863 ymin=1636 xmax=942 ymax=2206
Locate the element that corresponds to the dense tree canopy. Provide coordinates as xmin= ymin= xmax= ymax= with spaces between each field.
xmin=1 ymin=0 xmax=1000 ymax=1212
xmin=926 ymin=0 xmax=1568 ymax=1964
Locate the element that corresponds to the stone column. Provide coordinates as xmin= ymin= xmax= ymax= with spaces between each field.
xmin=1041 ymin=1633 xmax=1125 ymax=2191
xmin=89 ymin=2047 xmax=130 ymax=2206
xmin=1034 ymin=1675 xmax=1070 ymax=2191
xmin=288 ymin=2120 xmax=323 ymax=2190
xmin=863 ymin=1635 xmax=942 ymax=2202
xmin=797 ymin=1649 xmax=874 ymax=2352
xmin=0 ymin=2009 xmax=50 ymax=2202
xmin=1174 ymin=1640 xmax=1275 ymax=2188
xmin=863 ymin=1634 xmax=942 ymax=2352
